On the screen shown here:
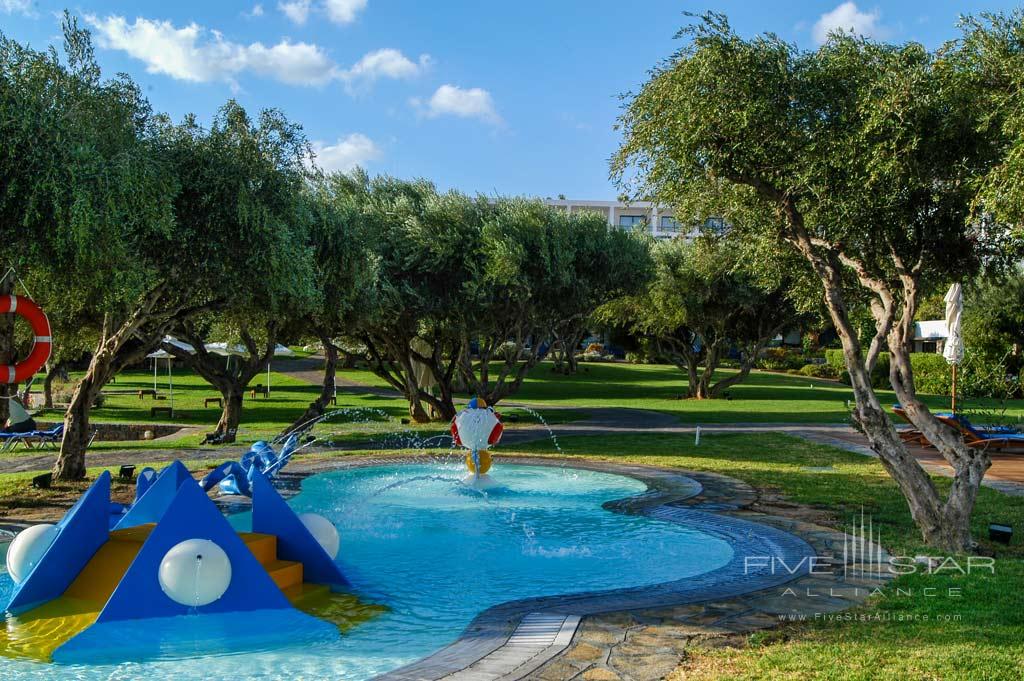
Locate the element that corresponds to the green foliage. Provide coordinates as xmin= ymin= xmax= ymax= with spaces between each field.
xmin=600 ymin=235 xmax=806 ymax=396
xmin=955 ymin=11 xmax=1024 ymax=230
xmin=799 ymin=363 xmax=839 ymax=379
xmin=613 ymin=13 xmax=1006 ymax=286
xmin=756 ymin=348 xmax=805 ymax=371
xmin=0 ymin=14 xmax=175 ymax=326
xmin=825 ymin=349 xmax=846 ymax=370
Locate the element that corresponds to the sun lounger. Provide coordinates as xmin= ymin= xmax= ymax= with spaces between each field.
xmin=937 ymin=414 xmax=1024 ymax=452
xmin=0 ymin=424 xmax=64 ymax=452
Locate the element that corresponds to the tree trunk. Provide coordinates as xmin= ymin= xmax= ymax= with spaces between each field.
xmin=43 ymin=362 xmax=65 ymax=409
xmin=54 ymin=352 xmax=113 ymax=480
xmin=789 ymin=227 xmax=982 ymax=553
xmin=408 ymin=390 xmax=431 ymax=423
xmin=216 ymin=387 xmax=244 ymax=441
xmin=284 ymin=336 xmax=338 ymax=435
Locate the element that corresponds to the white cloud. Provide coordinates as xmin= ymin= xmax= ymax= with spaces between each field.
xmin=279 ymin=0 xmax=311 ymax=25
xmin=310 ymin=133 xmax=380 ymax=172
xmin=247 ymin=4 xmax=265 ymax=18
xmin=344 ymin=48 xmax=429 ymax=82
xmin=85 ymin=15 xmax=340 ymax=86
xmin=280 ymin=0 xmax=366 ymax=26
xmin=413 ymin=84 xmax=501 ymax=125
xmin=1 ymin=0 xmax=33 ymax=15
xmin=85 ymin=15 xmax=426 ymax=92
xmin=324 ymin=0 xmax=367 ymax=25
xmin=812 ymin=2 xmax=887 ymax=45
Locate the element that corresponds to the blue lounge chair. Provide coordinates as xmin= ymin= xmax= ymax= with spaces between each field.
xmin=0 ymin=423 xmax=64 ymax=452
xmin=938 ymin=414 xmax=1024 ymax=451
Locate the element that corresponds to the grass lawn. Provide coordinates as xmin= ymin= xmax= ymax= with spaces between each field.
xmin=507 ymin=433 xmax=1024 ymax=680
xmin=24 ymin=366 xmax=587 ymax=452
xmin=26 ymin=361 xmax=1024 ymax=447
xmin=334 ymin=360 xmax=1024 ymax=425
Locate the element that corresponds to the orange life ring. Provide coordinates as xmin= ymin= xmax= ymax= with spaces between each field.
xmin=0 ymin=295 xmax=51 ymax=383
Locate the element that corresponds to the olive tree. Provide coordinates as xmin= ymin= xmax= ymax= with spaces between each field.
xmin=458 ymin=200 xmax=652 ymax=402
xmin=0 ymin=18 xmax=203 ymax=479
xmin=161 ymin=103 xmax=316 ymax=442
xmin=547 ymin=211 xmax=653 ymax=375
xmin=614 ymin=14 xmax=1010 ymax=551
xmin=348 ymin=176 xmax=479 ymax=422
xmin=284 ymin=172 xmax=374 ymax=433
xmin=601 ymin=236 xmax=800 ymax=398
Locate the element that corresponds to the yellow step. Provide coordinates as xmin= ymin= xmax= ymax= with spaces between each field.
xmin=239 ymin=532 xmax=278 ymax=565
xmin=282 ymin=582 xmax=331 ymax=606
xmin=263 ymin=559 xmax=303 ymax=590
xmin=0 ymin=597 xmax=100 ymax=662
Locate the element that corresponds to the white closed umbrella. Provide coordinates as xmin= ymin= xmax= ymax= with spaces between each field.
xmin=146 ymin=337 xmax=197 ymax=411
xmin=943 ymin=283 xmax=964 ymax=412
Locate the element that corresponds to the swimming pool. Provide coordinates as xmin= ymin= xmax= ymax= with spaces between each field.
xmin=0 ymin=462 xmax=747 ymax=680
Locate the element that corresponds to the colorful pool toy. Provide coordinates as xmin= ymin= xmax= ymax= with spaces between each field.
xmin=0 ymin=462 xmax=370 ymax=663
xmin=199 ymin=434 xmax=299 ymax=496
xmin=451 ymin=397 xmax=503 ymax=487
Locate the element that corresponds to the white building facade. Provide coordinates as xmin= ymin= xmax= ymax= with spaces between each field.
xmin=544 ymin=199 xmax=721 ymax=240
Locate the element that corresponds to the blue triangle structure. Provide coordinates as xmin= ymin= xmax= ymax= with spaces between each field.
xmin=114 ymin=461 xmax=191 ymax=530
xmin=7 ymin=472 xmax=112 ymax=614
xmin=96 ymin=477 xmax=291 ymax=623
xmin=134 ymin=467 xmax=158 ymax=503
xmin=251 ymin=470 xmax=348 ymax=588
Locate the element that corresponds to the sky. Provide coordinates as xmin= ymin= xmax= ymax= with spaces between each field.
xmin=0 ymin=1 xmax=1018 ymax=199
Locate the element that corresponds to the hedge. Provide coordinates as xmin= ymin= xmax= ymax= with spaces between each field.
xmin=825 ymin=347 xmax=1013 ymax=398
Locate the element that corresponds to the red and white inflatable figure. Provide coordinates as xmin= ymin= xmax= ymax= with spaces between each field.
xmin=450 ymin=397 xmax=503 ymax=450
xmin=0 ymin=295 xmax=51 ymax=383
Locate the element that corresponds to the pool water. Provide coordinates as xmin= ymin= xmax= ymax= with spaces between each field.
xmin=0 ymin=463 xmax=734 ymax=680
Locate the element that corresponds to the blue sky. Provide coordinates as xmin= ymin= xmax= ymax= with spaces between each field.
xmin=1 ymin=1 xmax=1017 ymax=198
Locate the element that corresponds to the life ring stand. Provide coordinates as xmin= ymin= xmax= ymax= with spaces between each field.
xmin=0 ymin=295 xmax=51 ymax=383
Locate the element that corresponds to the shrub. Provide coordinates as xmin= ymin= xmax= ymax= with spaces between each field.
xmin=757 ymin=347 xmax=805 ymax=371
xmin=909 ymin=353 xmax=951 ymax=395
xmin=912 ymin=349 xmax=1015 ymax=399
xmin=825 ymin=348 xmax=845 ymax=370
xmin=828 ymin=349 xmax=890 ymax=389
xmin=584 ymin=342 xmax=604 ymax=355
xmin=575 ymin=351 xmax=610 ymax=363
xmin=800 ymin=363 xmax=840 ymax=379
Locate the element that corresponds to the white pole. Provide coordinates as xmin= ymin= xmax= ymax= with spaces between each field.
xmin=153 ymin=358 xmax=157 ymax=393
xmin=168 ymin=358 xmax=174 ymax=413
xmin=695 ymin=425 xmax=701 ymax=446
xmin=267 ymin=362 xmax=271 ymax=396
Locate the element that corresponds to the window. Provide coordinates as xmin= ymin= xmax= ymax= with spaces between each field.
xmin=704 ymin=217 xmax=726 ymax=233
xmin=618 ymin=215 xmax=646 ymax=230
xmin=659 ymin=216 xmax=681 ymax=232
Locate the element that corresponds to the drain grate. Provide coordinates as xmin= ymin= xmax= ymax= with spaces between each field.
xmin=506 ymin=613 xmax=573 ymax=647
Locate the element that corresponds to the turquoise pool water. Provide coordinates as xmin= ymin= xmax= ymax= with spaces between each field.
xmin=0 ymin=463 xmax=734 ymax=679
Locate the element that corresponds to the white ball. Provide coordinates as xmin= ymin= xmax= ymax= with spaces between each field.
xmin=158 ymin=539 xmax=232 ymax=607
xmin=299 ymin=513 xmax=339 ymax=559
xmin=7 ymin=524 xmax=59 ymax=584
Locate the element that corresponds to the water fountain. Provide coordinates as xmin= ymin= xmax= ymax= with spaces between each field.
xmin=451 ymin=398 xmax=504 ymax=489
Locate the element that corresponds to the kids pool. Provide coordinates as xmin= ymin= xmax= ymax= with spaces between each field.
xmin=0 ymin=463 xmax=736 ymax=680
